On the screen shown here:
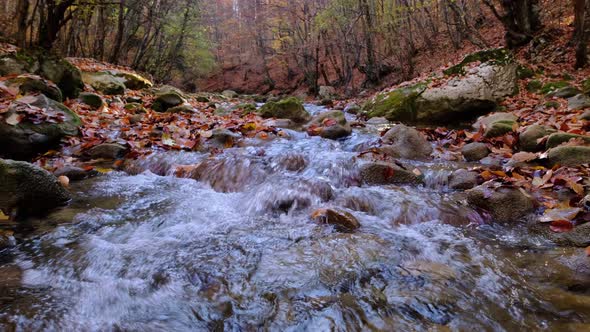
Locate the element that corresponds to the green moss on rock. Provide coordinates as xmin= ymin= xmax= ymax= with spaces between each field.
xmin=258 ymin=97 xmax=310 ymax=123
xmin=540 ymin=81 xmax=570 ymax=95
xmin=362 ymin=84 xmax=426 ymax=122
xmin=527 ymin=80 xmax=543 ymax=92
xmin=545 ymin=132 xmax=590 ymax=149
xmin=443 ymin=48 xmax=512 ymax=76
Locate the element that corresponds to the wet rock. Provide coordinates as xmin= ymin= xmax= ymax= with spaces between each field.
xmin=529 ymin=222 xmax=590 ymax=247
xmin=306 ymin=110 xmax=351 ymax=140
xmin=519 ymin=125 xmax=554 ymax=152
xmin=54 ymin=166 xmax=98 ymax=181
xmin=545 ymin=132 xmax=590 ymax=149
xmin=546 ymin=146 xmax=590 ymax=167
xmin=0 ymin=159 xmax=71 ymax=219
xmin=247 ymin=177 xmax=333 ymax=213
xmin=79 ymin=92 xmax=104 ymax=109
xmin=262 ymin=118 xmax=298 ymax=129
xmin=82 ymin=71 xmax=126 ymax=95
xmin=3 ymin=74 xmax=63 ymax=101
xmin=0 ymin=94 xmax=81 ymax=159
xmin=222 ymin=90 xmax=238 ymax=98
xmin=568 ymin=94 xmax=590 ymax=111
xmin=466 ymin=184 xmax=535 ymax=222
xmin=258 ymin=97 xmax=311 ymax=123
xmin=86 ymin=143 xmax=128 ymax=159
xmin=344 ymin=103 xmax=361 ymax=114
xmin=312 ymin=208 xmax=360 ymax=232
xmin=461 ymin=142 xmax=489 ymax=161
xmin=336 ymin=194 xmax=376 ymax=214
xmin=359 ymin=161 xmax=423 ymax=186
xmin=363 ymin=49 xmax=516 ymax=125
xmin=167 ymin=103 xmax=194 ymax=114
xmin=474 ymin=112 xmax=518 ymax=138
xmin=190 ymin=156 xmax=269 ymax=193
xmin=152 ymin=86 xmax=186 ymax=112
xmin=448 ymin=169 xmax=478 ymax=190
xmin=0 ymin=231 xmax=16 ymax=250
xmin=209 ymin=128 xmax=242 ymax=147
xmin=275 ymin=153 xmax=307 ymax=172
xmin=380 ymin=124 xmax=432 ymax=160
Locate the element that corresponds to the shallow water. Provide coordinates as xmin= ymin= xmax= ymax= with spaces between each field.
xmin=1 ymin=105 xmax=589 ymax=331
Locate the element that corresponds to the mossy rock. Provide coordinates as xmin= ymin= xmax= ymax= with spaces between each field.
xmin=519 ymin=125 xmax=554 ymax=152
xmin=79 ymin=92 xmax=104 ymax=109
xmin=517 ymin=65 xmax=535 ymax=79
xmin=5 ymin=74 xmax=63 ymax=101
xmin=545 ymin=101 xmax=560 ymax=109
xmin=547 ymin=86 xmax=581 ymax=98
xmin=545 ymin=132 xmax=590 ymax=149
xmin=0 ymin=159 xmax=71 ymax=219
xmin=0 ymin=95 xmax=81 ymax=159
xmin=108 ymin=70 xmax=152 ymax=90
xmin=443 ymin=48 xmax=512 ymax=76
xmin=124 ymin=102 xmax=146 ymax=113
xmin=258 ymin=97 xmax=311 ymax=123
xmin=546 ymin=146 xmax=590 ymax=167
xmin=152 ymin=86 xmax=186 ymax=112
xmin=527 ymin=80 xmax=543 ymax=92
xmin=582 ymin=78 xmax=590 ymax=94
xmin=82 ymin=72 xmax=125 ymax=95
xmin=485 ymin=121 xmax=516 ymax=138
xmin=167 ymin=103 xmax=194 ymax=113
xmin=237 ymin=103 xmax=257 ymax=114
xmin=196 ymin=95 xmax=210 ymax=103
xmin=540 ymin=81 xmax=570 ymax=95
xmin=362 ymin=84 xmax=426 ymax=122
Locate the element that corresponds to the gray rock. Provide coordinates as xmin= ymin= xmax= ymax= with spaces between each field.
xmin=318 ymin=86 xmax=337 ymax=99
xmin=210 ymin=128 xmax=241 ymax=146
xmin=474 ymin=112 xmax=518 ymax=138
xmin=82 ymin=71 xmax=126 ymax=95
xmin=567 ymin=94 xmax=590 ymax=111
xmin=529 ymin=222 xmax=590 ymax=247
xmin=581 ymin=110 xmax=590 ymax=120
xmin=359 ymin=161 xmax=423 ymax=185
xmin=54 ymin=166 xmax=98 ymax=181
xmin=546 ymin=146 xmax=590 ymax=167
xmin=105 ymin=70 xmax=152 ymax=90
xmin=0 ymin=159 xmax=71 ymax=219
xmin=3 ymin=74 xmax=63 ymax=101
xmin=167 ymin=103 xmax=194 ymax=113
xmin=0 ymin=95 xmax=81 ymax=159
xmin=547 ymin=86 xmax=581 ymax=98
xmin=380 ymin=124 xmax=432 ymax=160
xmin=545 ymin=132 xmax=590 ymax=149
xmin=152 ymin=86 xmax=186 ymax=112
xmin=363 ymin=53 xmax=517 ymax=124
xmin=448 ymin=169 xmax=479 ymax=190
xmin=312 ymin=208 xmax=360 ymax=232
xmin=461 ymin=142 xmax=490 ymax=161
xmin=466 ymin=184 xmax=535 ymax=222
xmin=86 ymin=143 xmax=128 ymax=159
xmin=79 ymin=92 xmax=104 ymax=109
xmin=258 ymin=97 xmax=311 ymax=123
xmin=306 ymin=110 xmax=352 ymax=140
xmin=519 ymin=125 xmax=554 ymax=152
xmin=344 ymin=103 xmax=361 ymax=114
xmin=222 ymin=90 xmax=238 ymax=98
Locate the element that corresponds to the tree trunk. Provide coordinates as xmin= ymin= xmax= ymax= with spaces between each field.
xmin=16 ymin=0 xmax=30 ymax=48
xmin=110 ymin=0 xmax=126 ymax=64
xmin=484 ymin=0 xmax=542 ymax=48
xmin=575 ymin=0 xmax=590 ymax=68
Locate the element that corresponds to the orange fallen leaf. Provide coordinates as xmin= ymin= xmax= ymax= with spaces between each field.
xmin=58 ymin=175 xmax=70 ymax=187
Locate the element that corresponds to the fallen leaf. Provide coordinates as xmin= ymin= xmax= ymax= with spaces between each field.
xmin=540 ymin=207 xmax=581 ymax=223
xmin=58 ymin=175 xmax=70 ymax=187
xmin=549 ymin=220 xmax=574 ymax=233
xmin=5 ymin=113 xmax=22 ymax=125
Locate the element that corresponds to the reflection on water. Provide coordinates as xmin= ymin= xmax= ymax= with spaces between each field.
xmin=1 ymin=105 xmax=589 ymax=331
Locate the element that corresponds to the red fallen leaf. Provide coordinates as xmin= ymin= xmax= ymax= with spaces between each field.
xmin=549 ymin=220 xmax=574 ymax=233
xmin=586 ymin=246 xmax=590 ymax=257
xmin=322 ymin=118 xmax=338 ymax=127
xmin=383 ymin=166 xmax=395 ymax=179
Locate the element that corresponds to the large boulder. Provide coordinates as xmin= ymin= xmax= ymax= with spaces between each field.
xmin=0 ymin=50 xmax=83 ymax=98
xmin=106 ymin=70 xmax=152 ymax=90
xmin=259 ymin=97 xmax=311 ymax=123
xmin=82 ymin=71 xmax=126 ymax=95
xmin=359 ymin=161 xmax=423 ymax=185
xmin=379 ymin=124 xmax=432 ymax=160
xmin=0 ymin=95 xmax=81 ymax=159
xmin=1 ymin=74 xmax=63 ymax=101
xmin=306 ymin=110 xmax=351 ymax=139
xmin=363 ymin=49 xmax=517 ymax=125
xmin=466 ymin=184 xmax=535 ymax=222
xmin=0 ymin=159 xmax=71 ymax=219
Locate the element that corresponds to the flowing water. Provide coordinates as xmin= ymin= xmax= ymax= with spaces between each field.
xmin=1 ymin=105 xmax=590 ymax=331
